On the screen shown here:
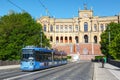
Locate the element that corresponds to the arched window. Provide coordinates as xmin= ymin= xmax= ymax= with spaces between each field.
xmin=44 ymin=25 xmax=46 ymax=32
xmin=65 ymin=36 xmax=68 ymax=43
xmin=60 ymin=36 xmax=63 ymax=43
xmin=56 ymin=36 xmax=59 ymax=43
xmin=84 ymin=22 xmax=88 ymax=32
xmin=50 ymin=36 xmax=53 ymax=42
xmin=100 ymin=24 xmax=104 ymax=32
xmin=84 ymin=35 xmax=88 ymax=43
xmin=50 ymin=25 xmax=53 ymax=32
xmin=75 ymin=36 xmax=79 ymax=43
xmin=69 ymin=36 xmax=72 ymax=43
xmin=94 ymin=36 xmax=97 ymax=43
xmin=94 ymin=24 xmax=97 ymax=31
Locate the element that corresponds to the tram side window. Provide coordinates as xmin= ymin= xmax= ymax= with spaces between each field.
xmin=54 ymin=55 xmax=57 ymax=60
xmin=39 ymin=51 xmax=44 ymax=61
xmin=40 ymin=53 xmax=50 ymax=61
xmin=54 ymin=54 xmax=61 ymax=61
xmin=48 ymin=54 xmax=52 ymax=61
xmin=34 ymin=51 xmax=52 ymax=61
xmin=59 ymin=55 xmax=62 ymax=60
xmin=63 ymin=55 xmax=67 ymax=60
xmin=43 ymin=53 xmax=52 ymax=61
xmin=47 ymin=53 xmax=52 ymax=61
xmin=35 ymin=51 xmax=40 ymax=61
xmin=43 ymin=54 xmax=47 ymax=61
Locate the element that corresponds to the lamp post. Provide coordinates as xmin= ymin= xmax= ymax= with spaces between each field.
xmin=108 ymin=26 xmax=110 ymax=45
xmin=118 ymin=13 xmax=120 ymax=23
xmin=52 ymin=51 xmax=54 ymax=64
xmin=40 ymin=30 xmax=42 ymax=47
xmin=115 ymin=13 xmax=120 ymax=23
xmin=108 ymin=26 xmax=111 ymax=61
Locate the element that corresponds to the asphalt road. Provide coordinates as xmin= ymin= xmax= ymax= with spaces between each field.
xmin=0 ymin=61 xmax=94 ymax=80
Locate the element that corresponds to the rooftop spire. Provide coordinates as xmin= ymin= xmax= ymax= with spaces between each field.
xmin=84 ymin=4 xmax=87 ymax=10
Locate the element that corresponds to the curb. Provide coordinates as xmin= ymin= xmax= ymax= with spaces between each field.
xmin=93 ymin=63 xmax=96 ymax=80
xmin=0 ymin=65 xmax=20 ymax=70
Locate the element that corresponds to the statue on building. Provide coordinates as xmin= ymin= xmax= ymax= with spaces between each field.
xmin=84 ymin=4 xmax=87 ymax=10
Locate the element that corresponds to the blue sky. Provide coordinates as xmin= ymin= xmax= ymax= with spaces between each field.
xmin=0 ymin=0 xmax=120 ymax=19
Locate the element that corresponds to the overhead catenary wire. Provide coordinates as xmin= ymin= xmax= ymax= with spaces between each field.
xmin=38 ymin=0 xmax=52 ymax=17
xmin=7 ymin=0 xmax=26 ymax=12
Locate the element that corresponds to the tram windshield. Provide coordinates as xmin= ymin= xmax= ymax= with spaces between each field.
xmin=22 ymin=49 xmax=34 ymax=61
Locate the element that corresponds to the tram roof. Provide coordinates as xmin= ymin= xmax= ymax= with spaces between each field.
xmin=22 ymin=46 xmax=54 ymax=53
xmin=22 ymin=46 xmax=67 ymax=54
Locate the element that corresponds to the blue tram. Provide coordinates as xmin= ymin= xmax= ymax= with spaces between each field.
xmin=20 ymin=46 xmax=67 ymax=71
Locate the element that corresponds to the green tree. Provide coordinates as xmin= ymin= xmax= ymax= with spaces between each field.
xmin=109 ymin=33 xmax=120 ymax=60
xmin=0 ymin=12 xmax=50 ymax=60
xmin=100 ymin=22 xmax=120 ymax=60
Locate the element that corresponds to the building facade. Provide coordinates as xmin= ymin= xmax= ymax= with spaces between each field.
xmin=37 ymin=7 xmax=120 ymax=60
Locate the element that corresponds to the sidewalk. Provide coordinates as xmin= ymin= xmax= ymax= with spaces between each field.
xmin=0 ymin=65 xmax=20 ymax=70
xmin=94 ymin=62 xmax=120 ymax=80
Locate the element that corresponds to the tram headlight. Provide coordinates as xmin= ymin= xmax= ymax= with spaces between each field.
xmin=30 ymin=62 xmax=34 ymax=65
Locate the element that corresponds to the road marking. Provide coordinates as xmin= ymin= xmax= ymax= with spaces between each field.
xmin=0 ymin=70 xmax=19 ymax=75
xmin=106 ymin=64 xmax=120 ymax=80
xmin=4 ymin=67 xmax=57 ymax=80
xmin=109 ymin=70 xmax=120 ymax=80
xmin=4 ymin=63 xmax=71 ymax=80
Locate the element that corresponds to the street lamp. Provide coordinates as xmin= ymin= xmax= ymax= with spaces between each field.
xmin=108 ymin=26 xmax=111 ymax=61
xmin=115 ymin=13 xmax=120 ymax=23
xmin=108 ymin=26 xmax=110 ymax=45
xmin=40 ymin=30 xmax=43 ymax=47
xmin=52 ymin=51 xmax=54 ymax=64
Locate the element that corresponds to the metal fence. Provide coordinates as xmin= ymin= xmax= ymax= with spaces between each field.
xmin=0 ymin=60 xmax=20 ymax=66
xmin=107 ymin=59 xmax=120 ymax=68
xmin=92 ymin=58 xmax=120 ymax=68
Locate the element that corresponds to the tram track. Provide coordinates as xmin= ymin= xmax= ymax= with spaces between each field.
xmin=34 ymin=62 xmax=83 ymax=80
xmin=2 ymin=62 xmax=74 ymax=80
xmin=1 ymin=62 xmax=94 ymax=80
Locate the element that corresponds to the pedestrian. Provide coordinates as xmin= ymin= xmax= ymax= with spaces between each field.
xmin=101 ymin=57 xmax=105 ymax=68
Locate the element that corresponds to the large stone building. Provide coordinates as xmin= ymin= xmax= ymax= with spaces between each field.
xmin=37 ymin=6 xmax=120 ymax=60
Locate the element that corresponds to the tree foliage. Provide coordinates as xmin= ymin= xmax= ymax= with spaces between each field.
xmin=100 ymin=22 xmax=120 ymax=60
xmin=0 ymin=12 xmax=50 ymax=60
xmin=109 ymin=33 xmax=120 ymax=59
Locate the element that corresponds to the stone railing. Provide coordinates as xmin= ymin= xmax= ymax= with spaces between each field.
xmin=0 ymin=60 xmax=20 ymax=66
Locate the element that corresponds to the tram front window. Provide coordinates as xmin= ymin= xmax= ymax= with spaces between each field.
xmin=22 ymin=49 xmax=34 ymax=61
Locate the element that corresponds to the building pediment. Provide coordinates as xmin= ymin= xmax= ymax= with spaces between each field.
xmin=79 ymin=10 xmax=93 ymax=18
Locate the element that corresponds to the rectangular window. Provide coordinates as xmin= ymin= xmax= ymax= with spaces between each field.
xmin=101 ymin=24 xmax=104 ymax=32
xmin=84 ymin=22 xmax=88 ymax=32
xmin=75 ymin=25 xmax=79 ymax=32
xmin=60 ymin=25 xmax=63 ymax=32
xmin=94 ymin=24 xmax=97 ymax=31
xmin=69 ymin=25 xmax=72 ymax=32
xmin=65 ymin=25 xmax=68 ymax=32
xmin=56 ymin=25 xmax=59 ymax=32
xmin=44 ymin=25 xmax=46 ymax=32
xmin=50 ymin=25 xmax=53 ymax=32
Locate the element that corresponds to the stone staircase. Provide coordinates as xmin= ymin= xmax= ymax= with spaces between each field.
xmin=52 ymin=43 xmax=102 ymax=60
